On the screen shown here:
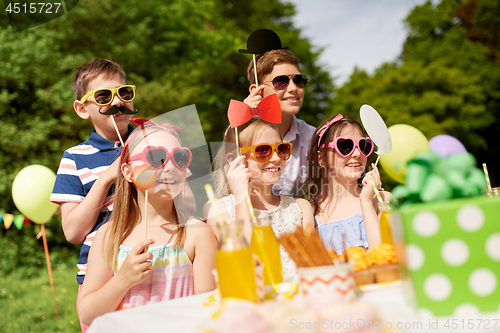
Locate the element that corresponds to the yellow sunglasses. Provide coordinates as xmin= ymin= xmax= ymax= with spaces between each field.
xmin=239 ymin=142 xmax=293 ymax=163
xmin=80 ymin=85 xmax=136 ymax=106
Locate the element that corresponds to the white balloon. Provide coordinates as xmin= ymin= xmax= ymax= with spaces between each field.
xmin=360 ymin=104 xmax=392 ymax=155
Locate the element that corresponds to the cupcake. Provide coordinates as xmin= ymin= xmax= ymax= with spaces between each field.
xmin=344 ymin=247 xmax=375 ymax=286
xmin=367 ymin=244 xmax=400 ymax=283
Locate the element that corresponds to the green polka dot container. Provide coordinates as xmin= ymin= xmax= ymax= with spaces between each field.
xmin=392 ymin=196 xmax=500 ymax=316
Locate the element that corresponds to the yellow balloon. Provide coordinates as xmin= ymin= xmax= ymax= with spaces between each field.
xmin=12 ymin=165 xmax=59 ymax=224
xmin=379 ymin=124 xmax=430 ymax=184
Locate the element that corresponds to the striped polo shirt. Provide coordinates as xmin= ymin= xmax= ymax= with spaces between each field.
xmin=50 ymin=126 xmax=133 ymax=284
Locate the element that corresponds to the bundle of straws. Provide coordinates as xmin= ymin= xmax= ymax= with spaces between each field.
xmin=277 ymin=228 xmax=333 ymax=267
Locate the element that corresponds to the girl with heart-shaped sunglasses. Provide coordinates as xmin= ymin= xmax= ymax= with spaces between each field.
xmin=78 ymin=124 xmax=216 ymax=326
xmin=307 ymin=114 xmax=392 ymax=256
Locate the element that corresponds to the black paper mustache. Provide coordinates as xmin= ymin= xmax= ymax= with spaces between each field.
xmin=98 ymin=105 xmax=139 ymax=115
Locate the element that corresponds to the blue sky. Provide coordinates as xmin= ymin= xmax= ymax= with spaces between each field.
xmin=288 ymin=0 xmax=428 ymax=84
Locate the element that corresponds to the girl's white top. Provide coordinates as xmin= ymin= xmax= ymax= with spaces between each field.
xmin=220 ymin=194 xmax=303 ymax=279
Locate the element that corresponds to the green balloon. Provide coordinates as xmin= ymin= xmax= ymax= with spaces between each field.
xmin=12 ymin=165 xmax=58 ymax=224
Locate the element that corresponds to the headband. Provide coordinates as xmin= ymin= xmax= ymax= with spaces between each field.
xmin=317 ymin=114 xmax=344 ymax=147
xmin=121 ymin=118 xmax=182 ymax=163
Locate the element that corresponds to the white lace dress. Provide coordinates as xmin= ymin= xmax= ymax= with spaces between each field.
xmin=220 ymin=194 xmax=303 ymax=279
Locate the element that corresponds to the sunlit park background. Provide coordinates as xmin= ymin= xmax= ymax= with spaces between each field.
xmin=1 ymin=0 xmax=499 ymax=331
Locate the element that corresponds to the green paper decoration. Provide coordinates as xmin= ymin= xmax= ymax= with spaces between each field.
xmin=392 ymin=152 xmax=487 ymax=204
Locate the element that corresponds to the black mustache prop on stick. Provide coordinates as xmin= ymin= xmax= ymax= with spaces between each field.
xmin=98 ymin=105 xmax=139 ymax=115
xmin=98 ymin=106 xmax=140 ymax=146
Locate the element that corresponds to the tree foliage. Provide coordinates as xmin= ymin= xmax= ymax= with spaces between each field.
xmin=331 ymin=0 xmax=500 ymax=187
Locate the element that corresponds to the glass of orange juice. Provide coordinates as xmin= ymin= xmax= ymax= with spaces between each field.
xmin=250 ymin=216 xmax=283 ymax=285
xmin=215 ymin=219 xmax=258 ymax=302
xmin=378 ymin=203 xmax=393 ymax=245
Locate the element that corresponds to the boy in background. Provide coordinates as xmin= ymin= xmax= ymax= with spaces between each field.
xmin=51 ymin=59 xmax=135 ymax=331
xmin=244 ymin=49 xmax=315 ymax=197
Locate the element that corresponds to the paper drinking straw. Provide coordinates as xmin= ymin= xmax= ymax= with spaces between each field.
xmin=204 ymin=184 xmax=219 ymax=213
xmin=204 ymin=184 xmax=228 ymax=240
xmin=369 ymin=177 xmax=389 ymax=210
xmin=244 ymin=190 xmax=258 ymax=226
xmin=110 ymin=116 xmax=124 ymax=146
xmin=483 ymin=163 xmax=492 ymax=194
xmin=253 ymin=54 xmax=259 ymax=86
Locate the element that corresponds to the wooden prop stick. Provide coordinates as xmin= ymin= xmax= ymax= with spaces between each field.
xmin=235 ymin=127 xmax=241 ymax=156
xmin=40 ymin=225 xmax=62 ymax=333
xmin=144 ymin=190 xmax=149 ymax=240
xmin=253 ymin=54 xmax=259 ymax=86
xmin=110 ymin=116 xmax=125 ymax=146
xmin=374 ymin=155 xmax=381 ymax=167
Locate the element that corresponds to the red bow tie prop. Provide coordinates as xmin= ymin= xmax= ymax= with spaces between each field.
xmin=227 ymin=94 xmax=282 ymax=128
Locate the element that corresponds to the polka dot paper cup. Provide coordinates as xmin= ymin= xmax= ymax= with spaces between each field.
xmin=298 ymin=262 xmax=357 ymax=312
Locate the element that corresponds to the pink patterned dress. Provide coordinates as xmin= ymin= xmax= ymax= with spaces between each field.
xmin=116 ymin=242 xmax=194 ymax=310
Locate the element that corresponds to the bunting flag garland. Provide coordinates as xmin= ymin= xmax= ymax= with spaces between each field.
xmin=3 ymin=213 xmax=14 ymax=229
xmin=1 ymin=211 xmax=28 ymax=230
xmin=13 ymin=214 xmax=24 ymax=230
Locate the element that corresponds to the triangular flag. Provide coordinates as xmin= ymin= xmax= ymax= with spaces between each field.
xmin=24 ymin=217 xmax=31 ymax=225
xmin=0 ymin=213 xmax=3 ymax=223
xmin=13 ymin=215 xmax=24 ymax=230
xmin=3 ymin=214 xmax=14 ymax=229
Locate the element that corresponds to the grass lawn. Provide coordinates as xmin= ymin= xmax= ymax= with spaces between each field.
xmin=0 ymin=262 xmax=81 ymax=333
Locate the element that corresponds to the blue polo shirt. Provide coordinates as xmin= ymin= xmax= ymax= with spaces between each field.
xmin=51 ymin=126 xmax=133 ymax=284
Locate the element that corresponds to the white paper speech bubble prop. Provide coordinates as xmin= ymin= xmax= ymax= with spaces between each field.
xmin=360 ymin=104 xmax=392 ymax=156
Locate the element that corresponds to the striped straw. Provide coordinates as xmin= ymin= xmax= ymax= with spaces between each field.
xmin=482 ymin=163 xmax=492 ymax=194
xmin=204 ymin=184 xmax=228 ymax=241
xmin=369 ymin=178 xmax=389 ymax=210
xmin=244 ymin=190 xmax=258 ymax=226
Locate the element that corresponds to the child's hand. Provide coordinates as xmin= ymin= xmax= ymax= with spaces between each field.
xmin=244 ymin=85 xmax=266 ymax=108
xmin=101 ymin=156 xmax=121 ymax=186
xmin=115 ymin=239 xmax=155 ymax=288
xmin=360 ymin=163 xmax=382 ymax=202
xmin=226 ymin=155 xmax=251 ymax=197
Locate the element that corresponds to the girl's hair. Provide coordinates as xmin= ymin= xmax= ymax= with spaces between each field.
xmin=212 ymin=117 xmax=283 ymax=198
xmin=307 ymin=116 xmax=365 ymax=215
xmin=105 ymin=125 xmax=189 ymax=271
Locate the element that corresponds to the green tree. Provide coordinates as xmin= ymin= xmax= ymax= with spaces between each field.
xmin=331 ymin=0 xmax=500 ymax=187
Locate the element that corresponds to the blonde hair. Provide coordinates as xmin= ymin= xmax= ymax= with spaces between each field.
xmin=212 ymin=117 xmax=283 ymax=198
xmin=104 ymin=125 xmax=189 ymax=271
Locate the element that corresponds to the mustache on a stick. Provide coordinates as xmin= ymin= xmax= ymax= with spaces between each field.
xmin=98 ymin=105 xmax=139 ymax=115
